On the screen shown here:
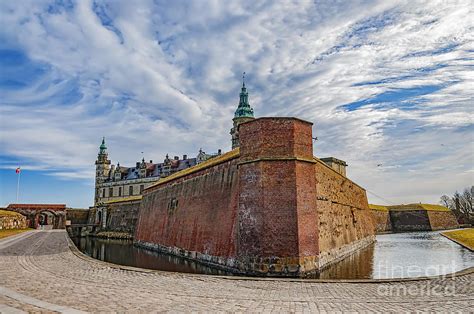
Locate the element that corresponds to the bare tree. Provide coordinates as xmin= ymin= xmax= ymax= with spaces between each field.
xmin=440 ymin=186 xmax=474 ymax=225
xmin=440 ymin=195 xmax=453 ymax=209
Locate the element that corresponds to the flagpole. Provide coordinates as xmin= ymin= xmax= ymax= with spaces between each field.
xmin=16 ymin=169 xmax=20 ymax=203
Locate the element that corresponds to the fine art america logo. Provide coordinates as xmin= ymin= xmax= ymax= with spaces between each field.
xmin=376 ymin=261 xmax=461 ymax=297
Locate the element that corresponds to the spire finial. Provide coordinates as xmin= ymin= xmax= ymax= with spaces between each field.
xmin=99 ymin=136 xmax=107 ymax=153
xmin=242 ymin=72 xmax=246 ymax=87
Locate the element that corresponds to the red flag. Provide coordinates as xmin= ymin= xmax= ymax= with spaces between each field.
xmin=15 ymin=167 xmax=21 ymax=174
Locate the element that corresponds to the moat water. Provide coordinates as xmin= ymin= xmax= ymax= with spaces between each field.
xmin=72 ymin=231 xmax=473 ymax=279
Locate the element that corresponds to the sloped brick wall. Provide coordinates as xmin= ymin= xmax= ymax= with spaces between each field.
xmin=134 ymin=117 xmax=376 ymax=276
xmin=315 ymin=160 xmax=375 ymax=268
xmin=370 ymin=210 xmax=392 ymax=233
xmin=390 ymin=210 xmax=431 ymax=232
xmin=427 ymin=211 xmax=459 ymax=230
xmin=106 ymin=200 xmax=141 ymax=234
xmin=135 ymin=158 xmax=239 ymax=267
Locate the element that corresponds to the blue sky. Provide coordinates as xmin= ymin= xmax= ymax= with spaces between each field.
xmin=0 ymin=0 xmax=473 ymax=208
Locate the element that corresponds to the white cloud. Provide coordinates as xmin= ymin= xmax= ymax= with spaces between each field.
xmin=0 ymin=0 xmax=472 ymax=206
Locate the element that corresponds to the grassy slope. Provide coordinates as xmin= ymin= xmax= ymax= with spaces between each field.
xmin=441 ymin=228 xmax=474 ymax=251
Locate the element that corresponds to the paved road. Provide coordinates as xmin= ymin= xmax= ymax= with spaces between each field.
xmin=0 ymin=230 xmax=472 ymax=313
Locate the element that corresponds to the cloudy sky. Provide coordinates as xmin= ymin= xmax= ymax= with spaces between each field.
xmin=0 ymin=0 xmax=473 ymax=208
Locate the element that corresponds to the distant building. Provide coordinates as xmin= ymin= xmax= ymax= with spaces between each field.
xmin=94 ymin=140 xmax=220 ymax=205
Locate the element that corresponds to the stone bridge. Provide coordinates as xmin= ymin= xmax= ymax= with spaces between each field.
xmin=0 ymin=230 xmax=472 ymax=312
xmin=6 ymin=204 xmax=67 ymax=229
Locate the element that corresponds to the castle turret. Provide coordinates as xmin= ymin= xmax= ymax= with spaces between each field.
xmin=230 ymin=72 xmax=255 ymax=149
xmin=95 ymin=137 xmax=111 ymax=204
xmin=139 ymin=157 xmax=147 ymax=178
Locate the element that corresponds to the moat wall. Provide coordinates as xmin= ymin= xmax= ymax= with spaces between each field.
xmin=104 ymin=200 xmax=141 ymax=234
xmin=315 ymin=159 xmax=376 ymax=267
xmin=135 ymin=156 xmax=239 ymax=265
xmin=134 ymin=117 xmax=376 ymax=276
xmin=370 ymin=210 xmax=392 ymax=233
xmin=427 ymin=211 xmax=459 ymax=231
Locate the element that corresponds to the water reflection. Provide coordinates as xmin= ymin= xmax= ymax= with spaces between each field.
xmin=72 ymin=231 xmax=473 ymax=279
xmin=72 ymin=237 xmax=233 ymax=276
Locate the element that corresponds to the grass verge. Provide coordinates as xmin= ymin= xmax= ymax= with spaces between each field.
xmin=441 ymin=228 xmax=474 ymax=251
xmin=0 ymin=228 xmax=33 ymax=239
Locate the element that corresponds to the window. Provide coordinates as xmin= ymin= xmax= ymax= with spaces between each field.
xmin=129 ymin=186 xmax=133 ymax=196
xmin=140 ymin=185 xmax=144 ymax=194
xmin=119 ymin=187 xmax=122 ymax=196
xmin=102 ymin=189 xmax=105 ymax=197
xmin=109 ymin=187 xmax=113 ymax=197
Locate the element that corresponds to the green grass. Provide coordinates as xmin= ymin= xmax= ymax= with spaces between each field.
xmin=0 ymin=228 xmax=33 ymax=239
xmin=0 ymin=209 xmax=24 ymax=217
xmin=442 ymin=228 xmax=474 ymax=251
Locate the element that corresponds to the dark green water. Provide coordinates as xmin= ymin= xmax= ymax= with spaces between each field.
xmin=72 ymin=230 xmax=473 ymax=279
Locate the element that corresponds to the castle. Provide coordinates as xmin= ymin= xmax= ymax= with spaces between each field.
xmin=94 ymin=140 xmax=220 ymax=205
xmin=92 ymin=77 xmax=376 ymax=276
xmin=95 ymin=77 xmax=348 ymax=205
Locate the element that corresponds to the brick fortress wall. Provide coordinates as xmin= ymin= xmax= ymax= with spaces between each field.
xmin=427 ymin=211 xmax=459 ymax=231
xmin=370 ymin=210 xmax=392 ymax=233
xmin=134 ymin=117 xmax=376 ymax=276
xmin=135 ymin=153 xmax=239 ymax=269
xmin=314 ymin=159 xmax=376 ymax=267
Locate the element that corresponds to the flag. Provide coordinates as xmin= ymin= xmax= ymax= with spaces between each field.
xmin=15 ymin=167 xmax=21 ymax=174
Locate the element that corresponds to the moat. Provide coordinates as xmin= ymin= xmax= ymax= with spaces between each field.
xmin=72 ymin=230 xmax=473 ymax=279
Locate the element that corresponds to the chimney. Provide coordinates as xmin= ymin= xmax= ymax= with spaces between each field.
xmin=183 ymin=154 xmax=187 ymax=160
xmin=136 ymin=162 xmax=140 ymax=168
xmin=174 ymin=156 xmax=179 ymax=160
xmin=218 ymin=149 xmax=222 ymax=155
xmin=150 ymin=160 xmax=153 ymax=163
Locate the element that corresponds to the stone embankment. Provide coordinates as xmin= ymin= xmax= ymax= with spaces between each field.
xmin=95 ymin=231 xmax=133 ymax=239
xmin=0 ymin=230 xmax=472 ymax=312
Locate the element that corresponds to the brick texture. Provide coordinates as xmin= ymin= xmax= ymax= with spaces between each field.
xmin=427 ymin=211 xmax=459 ymax=230
xmin=134 ymin=117 xmax=375 ymax=276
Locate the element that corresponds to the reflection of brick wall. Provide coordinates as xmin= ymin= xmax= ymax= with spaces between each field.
xmin=427 ymin=211 xmax=459 ymax=230
xmin=370 ymin=210 xmax=392 ymax=233
xmin=0 ymin=212 xmax=27 ymax=230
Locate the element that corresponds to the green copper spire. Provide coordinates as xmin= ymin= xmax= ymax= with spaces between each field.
xmin=234 ymin=72 xmax=254 ymax=119
xmin=99 ymin=137 xmax=107 ymax=154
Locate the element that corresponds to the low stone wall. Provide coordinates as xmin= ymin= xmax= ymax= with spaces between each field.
xmin=0 ymin=210 xmax=27 ymax=230
xmin=66 ymin=209 xmax=90 ymax=225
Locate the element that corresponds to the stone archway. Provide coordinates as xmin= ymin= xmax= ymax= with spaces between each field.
xmin=36 ymin=211 xmax=56 ymax=229
xmin=6 ymin=204 xmax=67 ymax=229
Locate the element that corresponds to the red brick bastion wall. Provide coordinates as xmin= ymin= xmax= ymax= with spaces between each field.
xmin=134 ymin=117 xmax=375 ymax=276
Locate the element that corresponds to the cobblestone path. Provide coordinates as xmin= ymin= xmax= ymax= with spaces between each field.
xmin=0 ymin=230 xmax=472 ymax=313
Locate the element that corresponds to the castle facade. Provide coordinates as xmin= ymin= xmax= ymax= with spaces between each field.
xmin=94 ymin=141 xmax=220 ymax=205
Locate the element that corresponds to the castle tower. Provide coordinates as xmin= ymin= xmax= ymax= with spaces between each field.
xmin=95 ymin=137 xmax=111 ymax=204
xmin=230 ymin=73 xmax=255 ymax=149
